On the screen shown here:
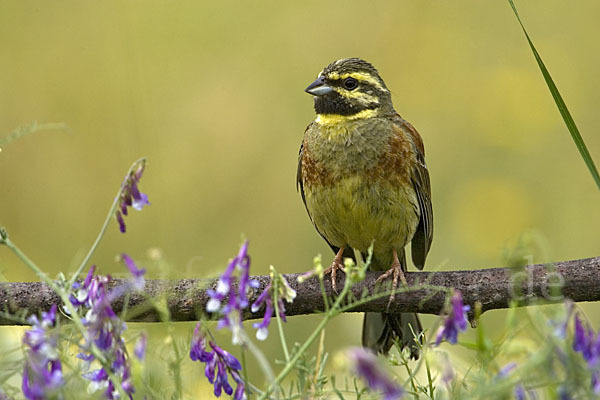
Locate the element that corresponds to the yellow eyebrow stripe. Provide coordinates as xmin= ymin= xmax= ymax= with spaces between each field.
xmin=326 ymin=71 xmax=388 ymax=93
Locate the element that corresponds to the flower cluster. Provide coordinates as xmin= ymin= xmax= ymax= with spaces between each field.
xmin=347 ymin=347 xmax=404 ymax=400
xmin=435 ymin=291 xmax=470 ymax=345
xmin=190 ymin=322 xmax=245 ymax=399
xmin=572 ymin=314 xmax=600 ymax=393
xmin=22 ymin=305 xmax=64 ymax=400
xmin=251 ymin=266 xmax=296 ymax=341
xmin=115 ymin=160 xmax=150 ymax=233
xmin=69 ymin=255 xmax=146 ymax=399
xmin=206 ymin=241 xmax=258 ymax=344
xmin=71 ymin=265 xmax=134 ymax=398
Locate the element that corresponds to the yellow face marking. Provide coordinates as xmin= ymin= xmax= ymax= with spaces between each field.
xmin=315 ymin=109 xmax=377 ymax=126
xmin=326 ymin=71 xmax=388 ymax=93
xmin=332 ymin=87 xmax=379 ymax=104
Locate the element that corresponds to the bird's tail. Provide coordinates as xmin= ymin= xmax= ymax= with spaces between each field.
xmin=362 ymin=248 xmax=423 ymax=357
xmin=362 ymin=312 xmax=422 ymax=358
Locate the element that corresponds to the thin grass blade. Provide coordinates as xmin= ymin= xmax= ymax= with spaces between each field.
xmin=508 ymin=0 xmax=600 ymax=190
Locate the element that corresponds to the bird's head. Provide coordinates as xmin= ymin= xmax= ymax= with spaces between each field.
xmin=305 ymin=58 xmax=393 ymax=123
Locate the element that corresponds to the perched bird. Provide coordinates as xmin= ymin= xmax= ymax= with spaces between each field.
xmin=297 ymin=58 xmax=433 ymax=357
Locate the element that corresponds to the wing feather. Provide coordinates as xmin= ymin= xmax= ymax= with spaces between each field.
xmin=395 ymin=117 xmax=433 ymax=270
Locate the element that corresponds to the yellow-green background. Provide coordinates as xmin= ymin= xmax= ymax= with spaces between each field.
xmin=1 ymin=1 xmax=599 ymax=398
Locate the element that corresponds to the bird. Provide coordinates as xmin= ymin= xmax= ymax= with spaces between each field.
xmin=296 ymin=58 xmax=433 ymax=357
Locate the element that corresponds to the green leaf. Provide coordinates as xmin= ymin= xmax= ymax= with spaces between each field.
xmin=508 ymin=0 xmax=600 ymax=191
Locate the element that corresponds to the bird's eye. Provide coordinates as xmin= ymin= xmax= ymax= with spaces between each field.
xmin=343 ymin=77 xmax=358 ymax=90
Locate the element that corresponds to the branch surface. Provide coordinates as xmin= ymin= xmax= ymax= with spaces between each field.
xmin=1 ymin=256 xmax=598 ymax=326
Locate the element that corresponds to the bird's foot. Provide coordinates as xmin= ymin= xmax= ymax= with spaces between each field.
xmin=323 ymin=247 xmax=346 ymax=294
xmin=375 ymin=249 xmax=408 ymax=308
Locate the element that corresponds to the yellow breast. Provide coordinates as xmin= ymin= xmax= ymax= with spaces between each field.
xmin=304 ymin=174 xmax=419 ymax=268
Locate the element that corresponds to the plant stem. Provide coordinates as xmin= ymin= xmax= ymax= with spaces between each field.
xmin=425 ymin=354 xmax=435 ymax=399
xmin=4 ymin=234 xmax=130 ymax=399
xmin=68 ymin=157 xmax=146 ymax=287
xmin=170 ymin=336 xmax=184 ymax=400
xmin=258 ymin=277 xmax=351 ymax=400
xmin=243 ymin=331 xmax=278 ymax=399
xmin=240 ymin=346 xmax=253 ymax=400
xmin=312 ymin=329 xmax=326 ymax=393
xmin=401 ymin=360 xmax=419 ymax=399
xmin=273 ymin=274 xmax=290 ymax=363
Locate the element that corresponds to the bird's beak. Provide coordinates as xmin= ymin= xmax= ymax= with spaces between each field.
xmin=305 ymin=76 xmax=333 ymax=96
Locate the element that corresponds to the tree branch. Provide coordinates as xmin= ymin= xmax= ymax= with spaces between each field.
xmin=1 ymin=256 xmax=598 ymax=326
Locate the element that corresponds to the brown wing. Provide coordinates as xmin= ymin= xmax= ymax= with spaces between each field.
xmin=396 ymin=116 xmax=433 ymax=270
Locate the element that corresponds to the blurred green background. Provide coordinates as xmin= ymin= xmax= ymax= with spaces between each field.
xmin=1 ymin=0 xmax=599 ymax=397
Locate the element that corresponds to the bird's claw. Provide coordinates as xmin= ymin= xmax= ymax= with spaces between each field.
xmin=375 ymin=258 xmax=408 ymax=309
xmin=324 ymin=258 xmax=345 ymax=294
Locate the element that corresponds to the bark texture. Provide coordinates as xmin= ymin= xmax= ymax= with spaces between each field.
xmin=0 ymin=256 xmax=598 ymax=325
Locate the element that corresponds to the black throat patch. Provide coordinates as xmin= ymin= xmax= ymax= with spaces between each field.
xmin=313 ymin=91 xmax=378 ymax=116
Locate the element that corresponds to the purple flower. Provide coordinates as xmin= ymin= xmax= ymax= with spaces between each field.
xmin=572 ymin=313 xmax=600 ymax=393
xmin=134 ymin=333 xmax=147 ymax=361
xmin=594 ymin=372 xmax=600 ymax=395
xmin=435 ymin=291 xmax=470 ymax=345
xmin=250 ymin=270 xmax=296 ymax=341
xmin=70 ymin=265 xmax=97 ymax=308
xmin=190 ymin=323 xmax=214 ymax=362
xmin=115 ymin=161 xmax=149 ymax=233
xmin=558 ymin=386 xmax=572 ymax=400
xmin=116 ymin=211 xmax=126 ymax=233
xmin=251 ymin=284 xmax=273 ymax=341
xmin=22 ymin=305 xmax=64 ymax=400
xmin=189 ymin=322 xmax=246 ymax=399
xmin=231 ymin=371 xmax=246 ymax=400
xmin=496 ymin=362 xmax=517 ymax=379
xmin=515 ymin=386 xmax=537 ymax=399
xmin=515 ymin=385 xmax=526 ymax=400
xmin=121 ymin=253 xmax=146 ymax=291
xmin=573 ymin=314 xmax=597 ymax=364
xmin=206 ymin=241 xmax=258 ymax=344
xmin=347 ymin=347 xmax=404 ymax=400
